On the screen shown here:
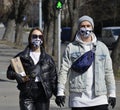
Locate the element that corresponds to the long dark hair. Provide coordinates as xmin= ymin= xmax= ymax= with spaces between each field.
xmin=28 ymin=27 xmax=45 ymax=48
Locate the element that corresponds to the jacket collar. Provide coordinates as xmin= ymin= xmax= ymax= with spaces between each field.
xmin=20 ymin=46 xmax=46 ymax=61
xmin=73 ymin=32 xmax=97 ymax=47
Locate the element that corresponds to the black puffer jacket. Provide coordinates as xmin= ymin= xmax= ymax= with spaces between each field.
xmin=7 ymin=46 xmax=58 ymax=99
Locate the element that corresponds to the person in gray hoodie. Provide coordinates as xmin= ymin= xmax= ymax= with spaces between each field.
xmin=55 ymin=15 xmax=116 ymax=110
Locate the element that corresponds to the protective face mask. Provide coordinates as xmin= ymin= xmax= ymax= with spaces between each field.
xmin=31 ymin=38 xmax=43 ymax=48
xmin=79 ymin=27 xmax=92 ymax=38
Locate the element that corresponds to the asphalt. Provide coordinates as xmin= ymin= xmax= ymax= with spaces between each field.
xmin=0 ymin=26 xmax=120 ymax=110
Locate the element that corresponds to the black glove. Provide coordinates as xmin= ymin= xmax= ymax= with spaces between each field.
xmin=108 ymin=97 xmax=116 ymax=109
xmin=55 ymin=96 xmax=65 ymax=107
xmin=14 ymin=73 xmax=24 ymax=83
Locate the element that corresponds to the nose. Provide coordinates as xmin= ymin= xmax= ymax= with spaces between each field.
xmin=36 ymin=37 xmax=40 ymax=40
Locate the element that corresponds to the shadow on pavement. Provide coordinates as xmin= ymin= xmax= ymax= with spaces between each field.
xmin=0 ymin=78 xmax=16 ymax=83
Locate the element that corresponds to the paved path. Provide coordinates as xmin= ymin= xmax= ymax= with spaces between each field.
xmin=0 ymin=27 xmax=120 ymax=110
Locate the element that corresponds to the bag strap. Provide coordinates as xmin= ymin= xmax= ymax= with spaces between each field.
xmin=92 ymin=43 xmax=96 ymax=53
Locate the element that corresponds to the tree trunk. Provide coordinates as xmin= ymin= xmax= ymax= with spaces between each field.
xmin=14 ymin=22 xmax=24 ymax=47
xmin=2 ymin=19 xmax=15 ymax=42
xmin=46 ymin=21 xmax=54 ymax=55
xmin=111 ymin=36 xmax=120 ymax=76
xmin=14 ymin=0 xmax=32 ymax=47
xmin=53 ymin=13 xmax=58 ymax=58
xmin=43 ymin=0 xmax=58 ymax=57
xmin=67 ymin=0 xmax=80 ymax=41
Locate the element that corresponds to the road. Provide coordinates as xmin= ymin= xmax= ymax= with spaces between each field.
xmin=0 ymin=26 xmax=120 ymax=110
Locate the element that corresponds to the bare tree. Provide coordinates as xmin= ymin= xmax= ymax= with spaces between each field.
xmin=2 ymin=0 xmax=32 ymax=47
xmin=42 ymin=0 xmax=58 ymax=57
xmin=111 ymin=1 xmax=120 ymax=76
xmin=14 ymin=0 xmax=32 ymax=46
xmin=2 ymin=0 xmax=15 ymax=42
xmin=67 ymin=0 xmax=80 ymax=41
xmin=111 ymin=36 xmax=120 ymax=76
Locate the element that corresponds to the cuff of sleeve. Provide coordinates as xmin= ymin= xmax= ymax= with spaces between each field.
xmin=57 ymin=88 xmax=65 ymax=96
xmin=19 ymin=72 xmax=26 ymax=77
xmin=57 ymin=84 xmax=65 ymax=96
xmin=108 ymin=90 xmax=116 ymax=97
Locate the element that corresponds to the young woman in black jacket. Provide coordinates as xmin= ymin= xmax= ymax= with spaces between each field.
xmin=7 ymin=28 xmax=58 ymax=110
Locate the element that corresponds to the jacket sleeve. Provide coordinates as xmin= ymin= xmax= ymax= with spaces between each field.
xmin=57 ymin=44 xmax=71 ymax=95
xmin=98 ymin=41 xmax=116 ymax=97
xmin=7 ymin=64 xmax=16 ymax=80
xmin=49 ymin=57 xmax=58 ymax=96
xmin=104 ymin=45 xmax=116 ymax=97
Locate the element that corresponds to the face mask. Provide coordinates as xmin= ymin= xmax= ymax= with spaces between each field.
xmin=79 ymin=27 xmax=92 ymax=38
xmin=31 ymin=37 xmax=43 ymax=48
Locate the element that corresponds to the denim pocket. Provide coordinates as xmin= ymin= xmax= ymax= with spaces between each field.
xmin=98 ymin=55 xmax=106 ymax=61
